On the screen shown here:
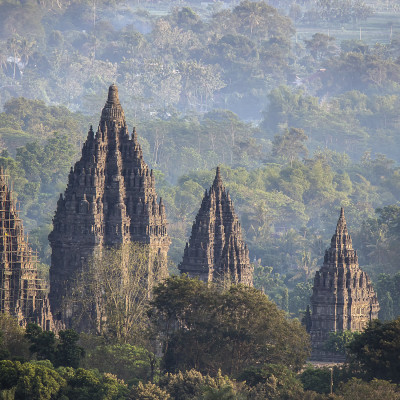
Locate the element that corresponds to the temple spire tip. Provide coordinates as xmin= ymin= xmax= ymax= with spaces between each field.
xmin=107 ymin=83 xmax=119 ymax=104
xmin=213 ymin=166 xmax=222 ymax=187
xmin=337 ymin=207 xmax=347 ymax=228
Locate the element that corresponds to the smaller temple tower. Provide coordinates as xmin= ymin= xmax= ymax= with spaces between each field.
xmin=310 ymin=208 xmax=379 ymax=359
xmin=179 ymin=167 xmax=253 ymax=286
xmin=0 ymin=168 xmax=53 ymax=330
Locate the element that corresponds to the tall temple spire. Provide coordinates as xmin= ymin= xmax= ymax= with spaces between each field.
xmin=49 ymin=85 xmax=170 ymax=327
xmin=329 ymin=206 xmax=353 ymax=254
xmin=0 ymin=169 xmax=53 ymax=330
xmin=213 ymin=166 xmax=222 ymax=188
xmin=309 ymin=208 xmax=379 ymax=361
xmin=337 ymin=207 xmax=346 ymax=231
xmin=179 ymin=167 xmax=253 ymax=286
xmin=101 ymin=84 xmax=125 ymax=123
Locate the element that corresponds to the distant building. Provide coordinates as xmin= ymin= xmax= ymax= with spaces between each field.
xmin=49 ymin=84 xmax=170 ymax=327
xmin=179 ymin=167 xmax=253 ymax=286
xmin=0 ymin=169 xmax=53 ymax=330
xmin=310 ymin=208 xmax=379 ymax=360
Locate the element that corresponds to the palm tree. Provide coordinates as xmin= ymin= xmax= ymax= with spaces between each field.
xmin=6 ymin=36 xmax=21 ymax=81
xmin=6 ymin=36 xmax=35 ymax=80
xmin=19 ymin=37 xmax=36 ymax=65
xmin=0 ymin=46 xmax=8 ymax=75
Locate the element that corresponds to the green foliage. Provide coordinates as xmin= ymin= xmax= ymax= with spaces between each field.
xmin=150 ymin=276 xmax=310 ymax=375
xmin=63 ymin=368 xmax=128 ymax=400
xmin=0 ymin=314 xmax=29 ymax=361
xmin=347 ymin=318 xmax=400 ymax=382
xmin=262 ymin=87 xmax=400 ymax=161
xmin=337 ymin=378 xmax=400 ymax=400
xmin=25 ymin=324 xmax=56 ymax=363
xmin=300 ymin=366 xmax=331 ymax=394
xmin=55 ymin=330 xmax=84 ymax=369
xmin=0 ymin=360 xmax=66 ymax=400
xmin=289 ymin=282 xmax=313 ymax=318
xmin=238 ymin=364 xmax=304 ymax=399
xmin=0 ymin=332 xmax=10 ymax=361
xmin=82 ymin=343 xmax=157 ymax=385
xmin=15 ymin=361 xmax=65 ymax=400
xmin=272 ymin=127 xmax=308 ymax=167
xmin=129 ymin=381 xmax=170 ymax=400
xmin=323 ymin=331 xmax=360 ymax=355
xmin=159 ymin=369 xmax=242 ymax=400
xmin=26 ymin=324 xmax=84 ymax=368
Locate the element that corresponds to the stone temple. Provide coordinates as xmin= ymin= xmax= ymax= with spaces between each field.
xmin=179 ymin=167 xmax=253 ymax=286
xmin=310 ymin=208 xmax=379 ymax=359
xmin=0 ymin=168 xmax=53 ymax=330
xmin=49 ymin=84 xmax=170 ymax=325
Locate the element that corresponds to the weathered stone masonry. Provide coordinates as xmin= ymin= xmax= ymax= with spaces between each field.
xmin=310 ymin=208 xmax=379 ymax=359
xmin=49 ymin=84 xmax=170 ymax=325
xmin=0 ymin=169 xmax=53 ymax=330
xmin=179 ymin=167 xmax=253 ymax=286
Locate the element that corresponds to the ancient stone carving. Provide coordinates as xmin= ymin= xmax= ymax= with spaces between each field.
xmin=49 ymin=84 xmax=170 ymax=326
xmin=179 ymin=167 xmax=253 ymax=286
xmin=0 ymin=169 xmax=53 ymax=330
xmin=310 ymin=208 xmax=379 ymax=359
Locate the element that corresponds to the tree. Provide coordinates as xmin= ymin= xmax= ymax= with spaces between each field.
xmin=323 ymin=331 xmax=360 ymax=355
xmin=15 ymin=362 xmax=65 ymax=400
xmin=300 ymin=366 xmax=331 ymax=394
xmin=62 ymin=368 xmax=128 ymax=400
xmin=158 ymin=369 xmax=241 ymax=400
xmin=232 ymin=1 xmax=294 ymax=42
xmin=272 ymin=128 xmax=308 ymax=167
xmin=337 ymin=378 xmax=400 ymax=400
xmin=0 ymin=360 xmax=66 ymax=400
xmin=130 ymin=381 xmax=170 ymax=400
xmin=82 ymin=342 xmax=157 ymax=384
xmin=379 ymin=291 xmax=394 ymax=321
xmin=25 ymin=324 xmax=56 ymax=363
xmin=0 ymin=314 xmax=29 ymax=361
xmin=347 ymin=318 xmax=400 ymax=382
xmin=305 ymin=33 xmax=337 ymax=61
xmin=178 ymin=60 xmax=225 ymax=111
xmin=315 ymin=0 xmax=373 ymax=23
xmin=26 ymin=324 xmax=84 ymax=368
xmin=55 ymin=330 xmax=84 ymax=369
xmin=289 ymin=281 xmax=313 ymax=318
xmin=301 ymin=305 xmax=312 ymax=333
xmin=67 ymin=242 xmax=157 ymax=343
xmin=149 ymin=276 xmax=310 ymax=375
xmin=239 ymin=364 xmax=304 ymax=399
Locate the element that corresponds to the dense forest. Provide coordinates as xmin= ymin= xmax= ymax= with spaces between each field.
xmin=2 ymin=0 xmax=400 ymax=398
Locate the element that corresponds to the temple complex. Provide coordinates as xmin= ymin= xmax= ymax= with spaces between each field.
xmin=179 ymin=167 xmax=253 ymax=286
xmin=310 ymin=208 xmax=379 ymax=360
xmin=49 ymin=84 xmax=170 ymax=325
xmin=0 ymin=169 xmax=53 ymax=330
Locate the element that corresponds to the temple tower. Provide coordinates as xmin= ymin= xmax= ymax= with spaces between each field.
xmin=0 ymin=169 xmax=53 ymax=330
xmin=49 ymin=84 xmax=170 ymax=324
xmin=310 ymin=208 xmax=379 ymax=359
xmin=179 ymin=167 xmax=253 ymax=286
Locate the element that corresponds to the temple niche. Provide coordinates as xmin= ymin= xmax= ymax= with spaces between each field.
xmin=179 ymin=167 xmax=253 ymax=286
xmin=0 ymin=169 xmax=53 ymax=330
xmin=309 ymin=208 xmax=379 ymax=360
xmin=48 ymin=84 xmax=170 ymax=327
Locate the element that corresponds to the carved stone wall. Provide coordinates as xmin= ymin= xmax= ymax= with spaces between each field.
xmin=179 ymin=167 xmax=253 ymax=286
xmin=310 ymin=208 xmax=379 ymax=360
xmin=0 ymin=169 xmax=53 ymax=330
xmin=49 ymin=85 xmax=170 ymax=326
